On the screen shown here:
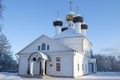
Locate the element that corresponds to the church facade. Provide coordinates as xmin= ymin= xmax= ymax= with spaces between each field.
xmin=17 ymin=3 xmax=97 ymax=78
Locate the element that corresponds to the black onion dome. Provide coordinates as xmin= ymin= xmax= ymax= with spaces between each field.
xmin=53 ymin=20 xmax=63 ymax=27
xmin=73 ymin=16 xmax=83 ymax=23
xmin=81 ymin=23 xmax=88 ymax=29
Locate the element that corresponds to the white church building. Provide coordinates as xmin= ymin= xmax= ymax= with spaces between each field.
xmin=16 ymin=3 xmax=97 ymax=78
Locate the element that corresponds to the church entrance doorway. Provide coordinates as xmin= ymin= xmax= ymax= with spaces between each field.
xmin=28 ymin=52 xmax=48 ymax=76
xmin=32 ymin=60 xmax=41 ymax=75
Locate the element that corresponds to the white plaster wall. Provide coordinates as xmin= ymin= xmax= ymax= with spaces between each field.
xmin=56 ymin=37 xmax=83 ymax=52
xmin=46 ymin=51 xmax=74 ymax=77
xmin=73 ymin=52 xmax=84 ymax=77
xmin=19 ymin=55 xmax=29 ymax=75
xmin=83 ymin=38 xmax=90 ymax=52
xmin=82 ymin=56 xmax=90 ymax=75
xmin=82 ymin=38 xmax=92 ymax=74
xmin=73 ymin=51 xmax=90 ymax=77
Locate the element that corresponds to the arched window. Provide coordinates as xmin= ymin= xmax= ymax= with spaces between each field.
xmin=41 ymin=43 xmax=46 ymax=50
xmin=47 ymin=45 xmax=49 ymax=50
xmin=38 ymin=46 xmax=40 ymax=51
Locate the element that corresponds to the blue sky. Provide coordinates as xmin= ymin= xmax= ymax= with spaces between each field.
xmin=2 ymin=0 xmax=120 ymax=57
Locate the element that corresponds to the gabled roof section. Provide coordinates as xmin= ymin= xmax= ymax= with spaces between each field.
xmin=17 ymin=34 xmax=73 ymax=55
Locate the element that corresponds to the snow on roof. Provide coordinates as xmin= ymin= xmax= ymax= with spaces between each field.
xmin=53 ymin=28 xmax=83 ymax=39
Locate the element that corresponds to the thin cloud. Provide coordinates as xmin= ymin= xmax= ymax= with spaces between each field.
xmin=101 ymin=48 xmax=116 ymax=52
xmin=100 ymin=46 xmax=120 ymax=58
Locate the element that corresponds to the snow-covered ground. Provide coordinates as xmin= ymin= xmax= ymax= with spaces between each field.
xmin=0 ymin=72 xmax=120 ymax=80
xmin=0 ymin=72 xmax=20 ymax=80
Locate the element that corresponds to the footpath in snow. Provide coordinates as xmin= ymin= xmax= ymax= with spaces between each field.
xmin=0 ymin=72 xmax=120 ymax=80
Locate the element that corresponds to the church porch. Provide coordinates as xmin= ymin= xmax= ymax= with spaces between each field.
xmin=27 ymin=52 xmax=48 ymax=77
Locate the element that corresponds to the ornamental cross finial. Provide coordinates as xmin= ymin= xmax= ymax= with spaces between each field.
xmin=76 ymin=6 xmax=79 ymax=14
xmin=57 ymin=11 xmax=59 ymax=18
xmin=69 ymin=1 xmax=72 ymax=11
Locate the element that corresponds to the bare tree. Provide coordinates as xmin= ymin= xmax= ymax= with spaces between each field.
xmin=0 ymin=34 xmax=11 ymax=56
xmin=0 ymin=0 xmax=18 ymax=72
xmin=0 ymin=0 xmax=3 ymax=33
xmin=94 ymin=54 xmax=120 ymax=72
xmin=0 ymin=0 xmax=3 ymax=18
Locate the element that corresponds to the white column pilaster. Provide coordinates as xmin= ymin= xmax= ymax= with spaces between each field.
xmin=41 ymin=60 xmax=45 ymax=76
xmin=30 ymin=61 xmax=33 ymax=76
xmin=93 ymin=63 xmax=96 ymax=73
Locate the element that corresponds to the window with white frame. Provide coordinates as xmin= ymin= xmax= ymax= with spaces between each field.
xmin=41 ymin=43 xmax=46 ymax=50
xmin=38 ymin=46 xmax=40 ymax=51
xmin=47 ymin=45 xmax=49 ymax=50
xmin=56 ymin=63 xmax=60 ymax=71
xmin=56 ymin=57 xmax=60 ymax=62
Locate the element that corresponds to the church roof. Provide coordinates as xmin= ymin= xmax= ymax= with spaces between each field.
xmin=53 ymin=28 xmax=83 ymax=39
xmin=16 ymin=35 xmax=74 ymax=55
